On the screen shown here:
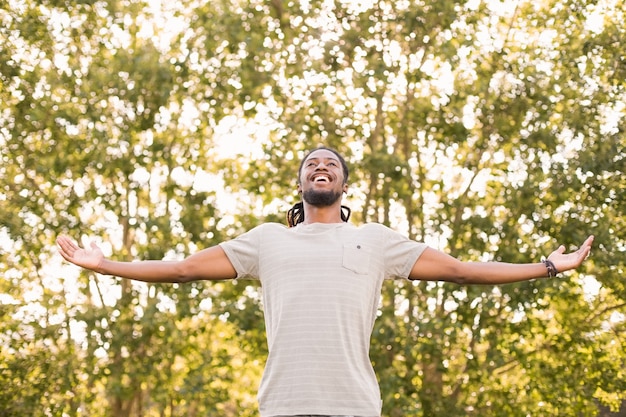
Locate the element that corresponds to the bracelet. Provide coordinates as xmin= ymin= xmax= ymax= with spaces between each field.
xmin=542 ymin=258 xmax=559 ymax=278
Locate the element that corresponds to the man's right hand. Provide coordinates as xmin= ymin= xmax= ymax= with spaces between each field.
xmin=57 ymin=235 xmax=105 ymax=272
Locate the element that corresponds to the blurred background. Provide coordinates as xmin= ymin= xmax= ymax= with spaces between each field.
xmin=1 ymin=0 xmax=624 ymax=415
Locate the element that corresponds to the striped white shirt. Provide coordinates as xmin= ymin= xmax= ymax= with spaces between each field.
xmin=220 ymin=222 xmax=427 ymax=417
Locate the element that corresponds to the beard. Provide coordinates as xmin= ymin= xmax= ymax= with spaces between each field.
xmin=302 ymin=188 xmax=342 ymax=207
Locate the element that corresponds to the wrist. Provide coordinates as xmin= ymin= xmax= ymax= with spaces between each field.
xmin=94 ymin=258 xmax=109 ymax=275
xmin=541 ymin=258 xmax=559 ymax=278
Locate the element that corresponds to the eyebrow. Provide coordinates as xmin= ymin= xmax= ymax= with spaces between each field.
xmin=305 ymin=156 xmax=340 ymax=163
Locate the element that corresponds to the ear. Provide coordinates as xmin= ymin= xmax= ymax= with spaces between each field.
xmin=343 ymin=183 xmax=349 ymax=194
xmin=297 ymin=183 xmax=302 ymax=194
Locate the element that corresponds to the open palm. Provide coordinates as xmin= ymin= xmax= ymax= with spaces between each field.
xmin=56 ymin=235 xmax=104 ymax=271
xmin=547 ymin=235 xmax=594 ymax=273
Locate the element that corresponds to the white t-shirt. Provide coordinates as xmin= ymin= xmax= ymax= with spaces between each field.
xmin=219 ymin=222 xmax=427 ymax=417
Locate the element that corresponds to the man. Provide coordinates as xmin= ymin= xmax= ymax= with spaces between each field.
xmin=57 ymin=146 xmax=594 ymax=417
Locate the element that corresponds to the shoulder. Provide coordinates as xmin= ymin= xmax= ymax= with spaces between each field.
xmin=358 ymin=222 xmax=392 ymax=232
xmin=353 ymin=223 xmax=426 ymax=248
xmin=253 ymin=222 xmax=289 ymax=231
xmin=221 ymin=222 xmax=288 ymax=245
xmin=238 ymin=222 xmax=289 ymax=238
xmin=341 ymin=223 xmax=412 ymax=246
xmin=353 ymin=222 xmax=403 ymax=237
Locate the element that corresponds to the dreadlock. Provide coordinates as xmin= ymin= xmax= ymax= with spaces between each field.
xmin=287 ymin=202 xmax=352 ymax=227
xmin=286 ymin=146 xmax=352 ymax=227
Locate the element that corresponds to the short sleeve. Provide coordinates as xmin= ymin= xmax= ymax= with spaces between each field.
xmin=219 ymin=224 xmax=265 ymax=279
xmin=381 ymin=226 xmax=428 ymax=279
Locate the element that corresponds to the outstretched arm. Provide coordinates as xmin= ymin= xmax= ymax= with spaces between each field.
xmin=409 ymin=235 xmax=594 ymax=285
xmin=56 ymin=235 xmax=237 ymax=283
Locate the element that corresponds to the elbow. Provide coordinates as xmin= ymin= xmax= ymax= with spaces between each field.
xmin=449 ymin=276 xmax=468 ymax=286
xmin=448 ymin=262 xmax=497 ymax=286
xmin=446 ymin=261 xmax=469 ymax=285
xmin=174 ymin=261 xmax=195 ymax=283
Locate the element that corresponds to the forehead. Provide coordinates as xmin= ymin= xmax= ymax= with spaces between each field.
xmin=303 ymin=149 xmax=340 ymax=163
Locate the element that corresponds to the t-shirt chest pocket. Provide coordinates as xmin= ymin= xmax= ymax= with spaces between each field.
xmin=342 ymin=242 xmax=371 ymax=275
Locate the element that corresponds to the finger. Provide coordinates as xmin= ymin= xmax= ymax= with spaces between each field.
xmin=58 ymin=237 xmax=81 ymax=259
xmin=57 ymin=242 xmax=73 ymax=261
xmin=56 ymin=236 xmax=70 ymax=252
xmin=62 ymin=238 xmax=78 ymax=253
xmin=573 ymin=236 xmax=593 ymax=257
xmin=58 ymin=251 xmax=68 ymax=261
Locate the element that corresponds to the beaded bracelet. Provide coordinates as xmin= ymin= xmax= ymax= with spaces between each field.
xmin=542 ymin=258 xmax=559 ymax=278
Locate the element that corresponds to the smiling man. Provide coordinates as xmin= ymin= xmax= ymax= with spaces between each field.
xmin=57 ymin=146 xmax=594 ymax=417
xmin=287 ymin=147 xmax=351 ymax=227
xmin=300 ymin=149 xmax=346 ymax=205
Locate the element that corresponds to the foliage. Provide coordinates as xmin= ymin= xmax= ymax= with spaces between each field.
xmin=1 ymin=0 xmax=624 ymax=415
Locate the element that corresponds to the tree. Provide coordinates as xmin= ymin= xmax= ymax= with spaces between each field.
xmin=1 ymin=0 xmax=624 ymax=415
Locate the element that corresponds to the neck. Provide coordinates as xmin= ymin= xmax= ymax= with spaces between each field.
xmin=301 ymin=201 xmax=344 ymax=225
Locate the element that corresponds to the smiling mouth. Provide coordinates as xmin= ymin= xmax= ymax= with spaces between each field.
xmin=312 ymin=175 xmax=331 ymax=183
